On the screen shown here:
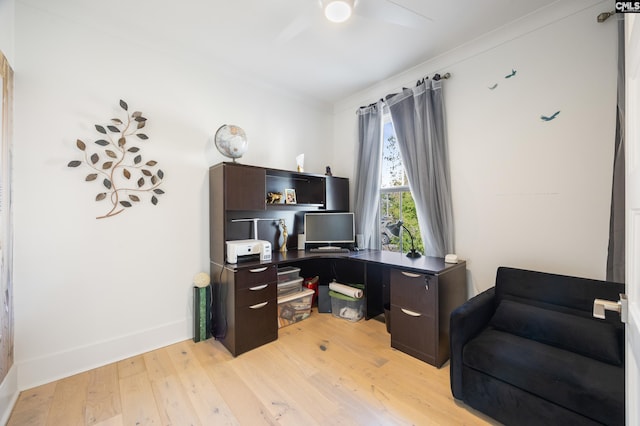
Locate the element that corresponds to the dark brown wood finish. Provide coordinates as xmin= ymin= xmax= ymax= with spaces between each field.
xmin=214 ymin=263 xmax=278 ymax=357
xmin=325 ymin=176 xmax=349 ymax=211
xmin=210 ymin=162 xmax=351 ymax=264
xmin=209 ymin=162 xmax=466 ymax=365
xmin=389 ymin=263 xmax=467 ymax=367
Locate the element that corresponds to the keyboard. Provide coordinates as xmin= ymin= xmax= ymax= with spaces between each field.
xmin=309 ymin=247 xmax=351 ymax=253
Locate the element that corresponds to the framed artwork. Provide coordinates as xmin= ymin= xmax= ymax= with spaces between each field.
xmin=0 ymin=50 xmax=14 ymax=384
xmin=285 ymin=188 xmax=297 ymax=204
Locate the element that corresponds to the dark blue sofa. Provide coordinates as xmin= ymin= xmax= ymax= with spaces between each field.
xmin=450 ymin=267 xmax=625 ymax=426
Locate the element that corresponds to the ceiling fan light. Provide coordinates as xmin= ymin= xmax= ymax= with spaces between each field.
xmin=324 ymin=0 xmax=353 ymax=23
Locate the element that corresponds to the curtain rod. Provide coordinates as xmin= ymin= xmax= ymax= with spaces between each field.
xmin=358 ymin=72 xmax=451 ymax=110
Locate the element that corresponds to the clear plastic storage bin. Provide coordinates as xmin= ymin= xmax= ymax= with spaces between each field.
xmin=277 ymin=287 xmax=314 ymax=328
xmin=277 ymin=277 xmax=303 ymax=297
xmin=329 ymin=289 xmax=365 ymax=322
xmin=277 ymin=266 xmax=301 ymax=283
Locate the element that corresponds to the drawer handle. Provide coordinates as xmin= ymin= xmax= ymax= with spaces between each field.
xmin=249 ymin=284 xmax=268 ymax=291
xmin=249 ymin=301 xmax=269 ymax=309
xmin=401 ymin=271 xmax=421 ymax=278
xmin=401 ymin=308 xmax=422 ymax=317
xmin=249 ymin=267 xmax=268 ymax=273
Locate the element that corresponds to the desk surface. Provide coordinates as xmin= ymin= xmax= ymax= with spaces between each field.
xmin=220 ymin=249 xmax=465 ymax=276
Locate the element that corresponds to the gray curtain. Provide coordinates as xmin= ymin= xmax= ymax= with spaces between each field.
xmin=606 ymin=18 xmax=625 ymax=283
xmin=386 ymin=79 xmax=454 ymax=257
xmin=354 ymin=101 xmax=383 ymax=249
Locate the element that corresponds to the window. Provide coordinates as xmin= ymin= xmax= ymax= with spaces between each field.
xmin=379 ymin=115 xmax=424 ymax=254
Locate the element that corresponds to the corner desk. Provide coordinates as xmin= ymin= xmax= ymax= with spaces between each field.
xmin=211 ymin=250 xmax=467 ymax=368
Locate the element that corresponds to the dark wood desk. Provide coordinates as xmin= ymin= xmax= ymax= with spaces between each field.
xmin=211 ymin=250 xmax=467 ymax=367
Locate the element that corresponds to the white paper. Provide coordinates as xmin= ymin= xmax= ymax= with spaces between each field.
xmin=329 ymin=282 xmax=363 ymax=299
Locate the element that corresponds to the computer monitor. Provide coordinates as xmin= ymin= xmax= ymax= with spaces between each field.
xmin=304 ymin=212 xmax=355 ymax=247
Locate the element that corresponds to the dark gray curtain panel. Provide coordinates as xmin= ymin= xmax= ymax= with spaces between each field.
xmin=386 ymin=79 xmax=454 ymax=257
xmin=354 ymin=100 xmax=383 ymax=249
xmin=606 ymin=18 xmax=625 ymax=283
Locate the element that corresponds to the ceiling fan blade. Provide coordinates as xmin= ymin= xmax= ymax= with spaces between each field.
xmin=275 ymin=14 xmax=315 ymax=44
xmin=355 ymin=0 xmax=433 ymax=29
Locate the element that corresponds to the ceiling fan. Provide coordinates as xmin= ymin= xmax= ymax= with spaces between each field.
xmin=276 ymin=0 xmax=432 ymax=43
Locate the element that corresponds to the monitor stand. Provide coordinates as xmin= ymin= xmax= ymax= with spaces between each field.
xmin=317 ymin=245 xmax=342 ymax=250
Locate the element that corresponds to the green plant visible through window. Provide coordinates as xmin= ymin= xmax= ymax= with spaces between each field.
xmin=380 ymin=117 xmax=424 ymax=254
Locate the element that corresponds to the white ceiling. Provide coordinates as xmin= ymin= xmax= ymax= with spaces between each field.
xmin=22 ymin=0 xmax=564 ymax=104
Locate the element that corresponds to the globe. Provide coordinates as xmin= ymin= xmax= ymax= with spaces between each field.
xmin=214 ymin=124 xmax=248 ymax=161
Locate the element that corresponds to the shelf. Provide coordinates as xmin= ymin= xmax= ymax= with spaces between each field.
xmin=266 ymin=203 xmax=324 ymax=210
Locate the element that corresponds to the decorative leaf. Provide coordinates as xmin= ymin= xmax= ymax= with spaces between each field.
xmin=137 ymin=121 xmax=146 ymax=130
xmin=111 ymin=118 xmax=123 ymax=124
xmin=123 ymin=169 xmax=131 ymax=179
xmin=153 ymin=189 xmax=165 ymax=194
xmin=107 ymin=125 xmax=120 ymax=133
xmin=129 ymin=195 xmax=140 ymax=202
xmin=105 ymin=150 xmax=117 ymax=159
xmin=118 ymin=137 xmax=126 ymax=147
xmin=67 ymin=160 xmax=82 ymax=167
xmin=127 ymin=147 xmax=139 ymax=153
xmin=146 ymin=160 xmax=157 ymax=166
xmin=85 ymin=173 xmax=98 ymax=181
xmin=102 ymin=161 xmax=113 ymax=170
xmin=120 ymin=100 xmax=128 ymax=111
xmin=134 ymin=155 xmax=142 ymax=164
xmin=136 ymin=133 xmax=149 ymax=140
xmin=142 ymin=169 xmax=152 ymax=177
xmin=137 ymin=177 xmax=145 ymax=187
xmin=120 ymin=201 xmax=132 ymax=208
xmin=96 ymin=193 xmax=107 ymax=201
xmin=76 ymin=139 xmax=86 ymax=151
xmin=151 ymin=196 xmax=158 ymax=205
xmin=91 ymin=153 xmax=99 ymax=164
xmin=134 ymin=116 xmax=147 ymax=122
xmin=103 ymin=179 xmax=112 ymax=189
xmin=132 ymin=111 xmax=142 ymax=118
xmin=95 ymin=125 xmax=106 ymax=134
xmin=151 ymin=175 xmax=158 ymax=185
xmin=95 ymin=139 xmax=109 ymax=146
xmin=157 ymin=169 xmax=164 ymax=179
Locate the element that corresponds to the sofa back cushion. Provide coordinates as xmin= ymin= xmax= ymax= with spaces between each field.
xmin=495 ymin=267 xmax=625 ymax=315
xmin=490 ymin=299 xmax=623 ymax=365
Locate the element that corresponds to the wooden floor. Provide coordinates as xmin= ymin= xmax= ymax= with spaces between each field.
xmin=8 ymin=311 xmax=498 ymax=425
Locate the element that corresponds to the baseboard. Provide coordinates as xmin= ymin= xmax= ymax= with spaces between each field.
xmin=17 ymin=318 xmax=190 ymax=390
xmin=0 ymin=365 xmax=19 ymax=425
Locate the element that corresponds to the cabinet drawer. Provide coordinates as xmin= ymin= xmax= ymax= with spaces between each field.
xmin=390 ymin=304 xmax=436 ymax=363
xmin=390 ymin=269 xmax=436 ymax=315
xmin=236 ymin=282 xmax=276 ymax=307
xmin=235 ymin=299 xmax=278 ymax=354
xmin=236 ymin=265 xmax=277 ymax=289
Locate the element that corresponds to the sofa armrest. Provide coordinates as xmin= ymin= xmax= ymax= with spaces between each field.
xmin=450 ymin=287 xmax=496 ymax=400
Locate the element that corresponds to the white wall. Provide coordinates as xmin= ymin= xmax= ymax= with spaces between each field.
xmin=13 ymin=3 xmax=333 ymax=389
xmin=0 ymin=0 xmax=14 ymax=63
xmin=334 ymin=1 xmax=618 ymax=295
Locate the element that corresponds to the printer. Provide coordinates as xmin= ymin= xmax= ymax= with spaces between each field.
xmin=226 ymin=239 xmax=272 ymax=264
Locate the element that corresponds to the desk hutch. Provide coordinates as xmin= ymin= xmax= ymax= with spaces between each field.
xmin=209 ymin=162 xmax=466 ymax=367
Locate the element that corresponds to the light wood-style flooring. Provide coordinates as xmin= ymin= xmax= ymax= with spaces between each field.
xmin=8 ymin=311 xmax=498 ymax=425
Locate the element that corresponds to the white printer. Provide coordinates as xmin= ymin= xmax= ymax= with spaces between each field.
xmin=226 ymin=239 xmax=272 ymax=264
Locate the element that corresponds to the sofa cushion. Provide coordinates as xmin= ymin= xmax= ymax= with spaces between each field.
xmin=489 ymin=299 xmax=623 ymax=365
xmin=463 ymin=329 xmax=625 ymax=426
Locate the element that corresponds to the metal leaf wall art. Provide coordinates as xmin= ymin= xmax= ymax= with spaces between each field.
xmin=68 ymin=100 xmax=165 ymax=219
